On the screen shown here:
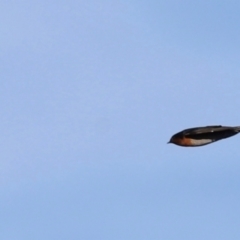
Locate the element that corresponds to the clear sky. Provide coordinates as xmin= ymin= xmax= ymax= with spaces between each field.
xmin=1 ymin=1 xmax=240 ymax=239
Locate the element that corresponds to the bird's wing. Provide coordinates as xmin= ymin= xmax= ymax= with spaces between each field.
xmin=184 ymin=125 xmax=226 ymax=135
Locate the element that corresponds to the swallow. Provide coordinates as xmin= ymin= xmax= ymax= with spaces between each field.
xmin=168 ymin=125 xmax=240 ymax=147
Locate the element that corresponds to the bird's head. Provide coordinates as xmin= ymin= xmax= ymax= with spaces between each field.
xmin=167 ymin=133 xmax=183 ymax=146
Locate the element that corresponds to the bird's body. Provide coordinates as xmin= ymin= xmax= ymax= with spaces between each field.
xmin=168 ymin=125 xmax=240 ymax=147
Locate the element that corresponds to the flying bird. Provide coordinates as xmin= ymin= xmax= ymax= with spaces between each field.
xmin=168 ymin=125 xmax=240 ymax=147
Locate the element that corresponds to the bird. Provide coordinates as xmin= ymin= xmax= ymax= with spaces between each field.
xmin=168 ymin=125 xmax=240 ymax=147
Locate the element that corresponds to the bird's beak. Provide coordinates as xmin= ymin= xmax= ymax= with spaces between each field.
xmin=167 ymin=141 xmax=170 ymax=144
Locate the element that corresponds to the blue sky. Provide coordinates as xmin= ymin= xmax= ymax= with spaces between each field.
xmin=1 ymin=1 xmax=240 ymax=239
